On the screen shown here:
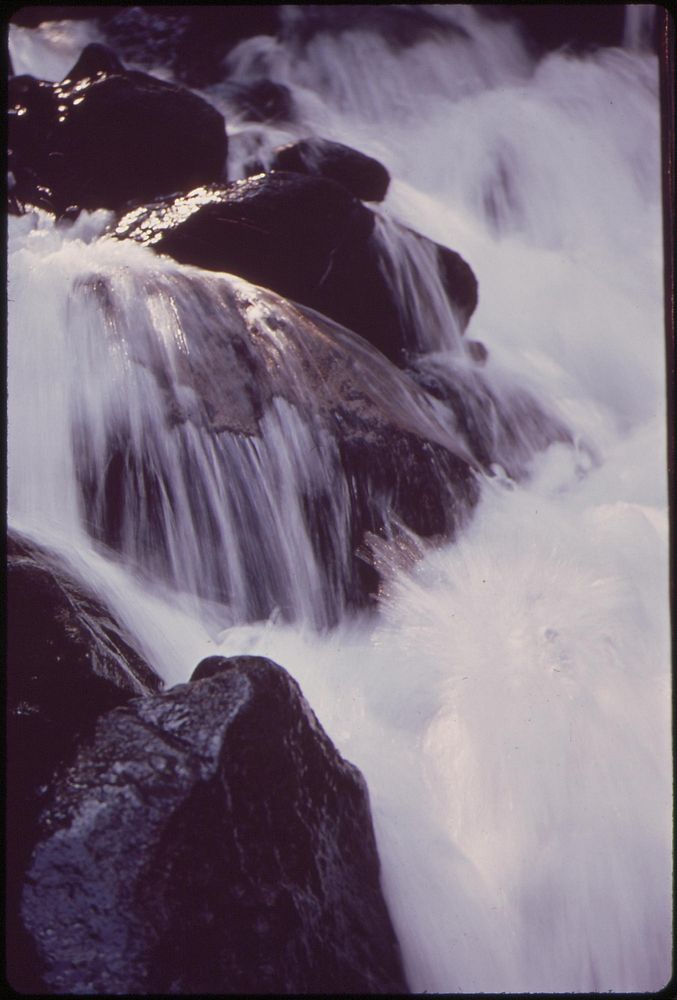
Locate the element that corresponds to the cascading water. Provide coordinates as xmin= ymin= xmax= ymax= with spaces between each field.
xmin=8 ymin=5 xmax=671 ymax=993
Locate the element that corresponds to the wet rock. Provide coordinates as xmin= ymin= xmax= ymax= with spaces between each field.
xmin=270 ymin=138 xmax=390 ymax=202
xmin=66 ymin=39 xmax=123 ymax=78
xmin=6 ymin=530 xmax=162 ymax=798
xmin=437 ymin=241 xmax=479 ymax=329
xmin=316 ymin=221 xmax=477 ymax=360
xmin=115 ymin=173 xmax=477 ymax=362
xmin=6 ymin=530 xmax=161 ymax=993
xmin=190 ymin=655 xmax=239 ymax=682
xmin=72 ymin=271 xmax=480 ymax=621
xmin=21 ymin=656 xmax=409 ymax=994
xmin=408 ymin=356 xmax=573 ymax=479
xmin=8 ymin=43 xmax=227 ymax=214
xmin=222 ymin=78 xmax=296 ymax=123
xmin=115 ymin=172 xmax=374 ymax=309
xmin=465 ymin=340 xmax=489 ymax=365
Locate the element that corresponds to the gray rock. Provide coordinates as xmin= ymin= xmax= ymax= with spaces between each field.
xmin=22 ymin=656 xmax=409 ymax=994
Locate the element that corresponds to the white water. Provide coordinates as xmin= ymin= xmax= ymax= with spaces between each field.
xmin=8 ymin=7 xmax=671 ymax=993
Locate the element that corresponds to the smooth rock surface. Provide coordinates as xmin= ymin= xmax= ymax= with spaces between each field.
xmin=115 ymin=173 xmax=477 ymax=362
xmin=114 ymin=173 xmax=373 ymax=305
xmin=269 ymin=138 xmax=391 ymax=202
xmin=71 ymin=270 xmax=480 ymax=619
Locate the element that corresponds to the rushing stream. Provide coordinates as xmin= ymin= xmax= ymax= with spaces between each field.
xmin=8 ymin=6 xmax=671 ymax=992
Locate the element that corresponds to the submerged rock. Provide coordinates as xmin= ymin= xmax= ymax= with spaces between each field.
xmin=8 ymin=43 xmax=227 ymax=214
xmin=269 ymin=138 xmax=391 ymax=202
xmin=223 ymin=78 xmax=296 ymax=123
xmin=408 ymin=355 xmax=574 ymax=480
xmin=6 ymin=530 xmax=161 ymax=993
xmin=115 ymin=173 xmax=477 ymax=362
xmin=22 ymin=655 xmax=409 ymax=994
xmin=71 ymin=269 xmax=480 ymax=623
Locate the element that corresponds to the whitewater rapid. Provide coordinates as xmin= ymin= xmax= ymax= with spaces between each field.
xmin=8 ymin=8 xmax=671 ymax=992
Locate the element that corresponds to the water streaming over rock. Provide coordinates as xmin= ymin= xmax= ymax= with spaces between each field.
xmin=7 ymin=5 xmax=671 ymax=993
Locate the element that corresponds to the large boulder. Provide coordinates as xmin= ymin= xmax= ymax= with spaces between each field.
xmin=114 ymin=172 xmax=477 ymax=362
xmin=114 ymin=173 xmax=374 ymax=305
xmin=21 ymin=655 xmax=409 ymax=994
xmin=6 ymin=529 xmax=161 ymax=993
xmin=8 ymin=43 xmax=227 ymax=214
xmin=69 ymin=269 xmax=480 ymax=623
xmin=317 ymin=217 xmax=478 ymax=358
xmin=268 ymin=138 xmax=390 ymax=202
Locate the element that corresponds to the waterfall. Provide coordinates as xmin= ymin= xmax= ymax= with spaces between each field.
xmin=7 ymin=5 xmax=671 ymax=993
xmin=624 ymin=4 xmax=658 ymax=51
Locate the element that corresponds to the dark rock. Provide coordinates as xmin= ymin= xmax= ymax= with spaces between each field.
xmin=465 ymin=340 xmax=489 ymax=365
xmin=317 ymin=221 xmax=477 ymax=360
xmin=115 ymin=173 xmax=477 ymax=362
xmin=408 ymin=356 xmax=574 ymax=480
xmin=99 ymin=6 xmax=192 ymax=76
xmin=115 ymin=173 xmax=374 ymax=309
xmin=21 ymin=656 xmax=409 ymax=994
xmin=223 ymin=78 xmax=295 ymax=123
xmin=66 ymin=39 xmax=124 ymax=78
xmin=8 ymin=44 xmax=227 ymax=214
xmin=281 ymin=5 xmax=469 ymax=50
xmin=71 ymin=270 xmax=480 ymax=622
xmin=176 ymin=7 xmax=282 ymax=86
xmin=101 ymin=6 xmax=282 ymax=88
xmin=7 ymin=189 xmax=24 ymax=216
xmin=270 ymin=138 xmax=390 ymax=202
xmin=9 ymin=5 xmax=118 ymax=28
xmin=190 ymin=655 xmax=239 ymax=682
xmin=482 ymin=4 xmax=628 ymax=57
xmin=6 ymin=529 xmax=161 ymax=994
xmin=437 ymin=242 xmax=479 ymax=329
